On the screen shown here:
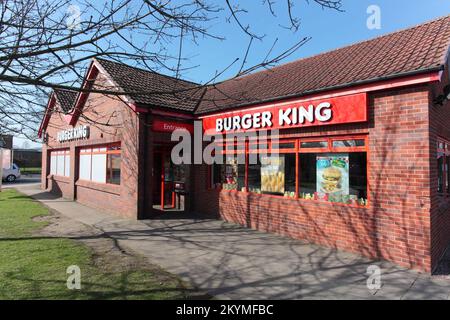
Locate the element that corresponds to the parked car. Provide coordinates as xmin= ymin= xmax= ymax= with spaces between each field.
xmin=2 ymin=163 xmax=21 ymax=182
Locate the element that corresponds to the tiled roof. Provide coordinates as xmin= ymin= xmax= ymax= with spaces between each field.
xmin=52 ymin=15 xmax=450 ymax=117
xmin=54 ymin=89 xmax=78 ymax=113
xmin=95 ymin=58 xmax=205 ymax=113
xmin=195 ymin=15 xmax=450 ymax=114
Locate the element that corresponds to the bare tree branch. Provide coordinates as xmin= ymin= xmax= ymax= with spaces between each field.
xmin=0 ymin=0 xmax=343 ymax=140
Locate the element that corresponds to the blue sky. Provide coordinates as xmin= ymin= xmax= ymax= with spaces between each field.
xmin=178 ymin=0 xmax=450 ymax=83
xmin=21 ymin=0 xmax=450 ymax=148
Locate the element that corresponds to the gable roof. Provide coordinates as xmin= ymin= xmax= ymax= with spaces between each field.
xmin=53 ymin=89 xmax=78 ymax=113
xmin=195 ymin=14 xmax=450 ymax=114
xmin=94 ymin=58 xmax=205 ymax=113
xmin=40 ymin=14 xmax=450 ymax=135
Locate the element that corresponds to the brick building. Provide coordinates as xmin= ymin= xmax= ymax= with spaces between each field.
xmin=39 ymin=16 xmax=450 ymax=273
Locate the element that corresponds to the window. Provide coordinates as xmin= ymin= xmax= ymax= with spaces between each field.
xmin=107 ymin=153 xmax=121 ymax=185
xmin=210 ymin=135 xmax=368 ymax=206
xmin=247 ymin=153 xmax=295 ymax=197
xmin=78 ymin=144 xmax=121 ymax=185
xmin=438 ymin=153 xmax=444 ymax=193
xmin=300 ymin=141 xmax=328 ymax=149
xmin=447 ymin=155 xmax=450 ymax=194
xmin=300 ymin=152 xmax=367 ymax=205
xmin=437 ymin=139 xmax=450 ymax=195
xmin=332 ymin=139 xmax=365 ymax=148
xmin=213 ymin=158 xmax=245 ymax=191
xmin=271 ymin=142 xmax=296 ymax=149
xmin=438 ymin=141 xmax=445 ymax=194
xmin=211 ymin=141 xmax=245 ymax=191
xmin=49 ymin=149 xmax=70 ymax=177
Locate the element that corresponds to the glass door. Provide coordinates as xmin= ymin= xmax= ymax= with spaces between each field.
xmin=162 ymin=154 xmax=175 ymax=209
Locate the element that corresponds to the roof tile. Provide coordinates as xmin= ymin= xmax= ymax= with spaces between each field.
xmin=196 ymin=15 xmax=450 ymax=114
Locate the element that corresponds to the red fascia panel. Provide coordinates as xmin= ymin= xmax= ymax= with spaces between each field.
xmin=202 ymin=93 xmax=367 ymax=134
xmin=153 ymin=119 xmax=194 ymax=133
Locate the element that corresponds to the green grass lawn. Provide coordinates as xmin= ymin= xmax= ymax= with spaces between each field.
xmin=19 ymin=167 xmax=41 ymax=175
xmin=0 ymin=189 xmax=192 ymax=300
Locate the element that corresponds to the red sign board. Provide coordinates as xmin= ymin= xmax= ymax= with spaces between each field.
xmin=153 ymin=119 xmax=194 ymax=133
xmin=202 ymin=93 xmax=367 ymax=134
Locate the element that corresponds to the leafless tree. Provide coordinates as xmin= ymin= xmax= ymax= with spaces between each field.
xmin=0 ymin=0 xmax=343 ymax=140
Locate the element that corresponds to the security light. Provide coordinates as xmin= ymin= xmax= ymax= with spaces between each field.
xmin=445 ymin=85 xmax=450 ymax=100
xmin=433 ymin=85 xmax=450 ymax=106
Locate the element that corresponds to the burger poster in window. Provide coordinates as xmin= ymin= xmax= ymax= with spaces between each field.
xmin=316 ymin=154 xmax=349 ymax=202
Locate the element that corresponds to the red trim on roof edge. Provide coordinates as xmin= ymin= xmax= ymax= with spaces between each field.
xmin=37 ymin=93 xmax=56 ymax=138
xmin=69 ymin=62 xmax=99 ymax=126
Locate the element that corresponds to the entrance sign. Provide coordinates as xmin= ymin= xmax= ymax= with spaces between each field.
xmin=153 ymin=120 xmax=194 ymax=133
xmin=202 ymin=93 xmax=367 ymax=133
xmin=57 ymin=125 xmax=90 ymax=143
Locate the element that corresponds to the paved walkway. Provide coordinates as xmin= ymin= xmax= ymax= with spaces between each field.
xmin=11 ymin=183 xmax=450 ymax=300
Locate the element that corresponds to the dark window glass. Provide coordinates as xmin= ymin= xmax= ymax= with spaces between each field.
xmin=271 ymin=142 xmax=295 ymax=149
xmin=332 ymin=139 xmax=365 ymax=148
xmin=349 ymin=153 xmax=367 ymax=200
xmin=214 ymin=157 xmax=246 ymax=191
xmin=447 ymin=156 xmax=450 ymax=194
xmin=300 ymin=141 xmax=328 ymax=149
xmin=438 ymin=152 xmax=444 ymax=193
xmin=300 ymin=152 xmax=368 ymax=205
xmin=284 ymin=154 xmax=296 ymax=195
xmin=248 ymin=156 xmax=261 ymax=193
xmin=106 ymin=154 xmax=121 ymax=185
xmin=213 ymin=164 xmax=222 ymax=187
xmin=299 ymin=154 xmax=316 ymax=195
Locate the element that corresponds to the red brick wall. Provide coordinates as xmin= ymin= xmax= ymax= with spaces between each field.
xmin=47 ymin=176 xmax=71 ymax=196
xmin=429 ymin=66 xmax=450 ymax=271
xmin=43 ymin=71 xmax=141 ymax=219
xmin=193 ymin=85 xmax=433 ymax=272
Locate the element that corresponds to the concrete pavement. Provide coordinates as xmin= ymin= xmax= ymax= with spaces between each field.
xmin=11 ymin=183 xmax=450 ymax=300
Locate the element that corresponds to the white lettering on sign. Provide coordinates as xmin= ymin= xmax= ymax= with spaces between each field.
xmin=164 ymin=124 xmax=188 ymax=131
xmin=215 ymin=102 xmax=333 ymax=132
xmin=57 ymin=125 xmax=90 ymax=143
xmin=216 ymin=113 xmax=274 ymax=132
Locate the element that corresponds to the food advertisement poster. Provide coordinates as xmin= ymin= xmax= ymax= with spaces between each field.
xmin=316 ymin=154 xmax=349 ymax=198
xmin=261 ymin=155 xmax=285 ymax=194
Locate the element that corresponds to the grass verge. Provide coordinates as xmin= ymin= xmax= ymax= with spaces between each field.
xmin=19 ymin=167 xmax=41 ymax=175
xmin=0 ymin=189 xmax=193 ymax=300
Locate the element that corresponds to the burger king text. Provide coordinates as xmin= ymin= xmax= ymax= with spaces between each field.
xmin=215 ymin=102 xmax=332 ymax=133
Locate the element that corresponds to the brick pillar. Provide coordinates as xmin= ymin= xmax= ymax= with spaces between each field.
xmin=68 ymin=144 xmax=77 ymax=201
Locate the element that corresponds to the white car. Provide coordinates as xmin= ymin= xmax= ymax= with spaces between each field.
xmin=2 ymin=163 xmax=21 ymax=182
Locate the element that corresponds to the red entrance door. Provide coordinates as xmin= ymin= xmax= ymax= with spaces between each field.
xmin=153 ymin=148 xmax=175 ymax=211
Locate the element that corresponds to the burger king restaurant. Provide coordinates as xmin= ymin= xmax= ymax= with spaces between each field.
xmin=39 ymin=16 xmax=450 ymax=273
